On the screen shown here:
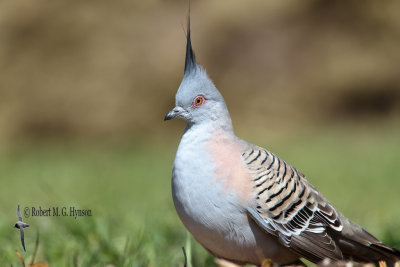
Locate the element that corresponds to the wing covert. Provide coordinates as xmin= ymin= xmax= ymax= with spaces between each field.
xmin=242 ymin=147 xmax=344 ymax=261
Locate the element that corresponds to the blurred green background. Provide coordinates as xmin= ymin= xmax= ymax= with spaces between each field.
xmin=0 ymin=0 xmax=399 ymax=266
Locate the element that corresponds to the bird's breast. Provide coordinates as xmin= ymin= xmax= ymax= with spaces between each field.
xmin=172 ymin=128 xmax=252 ymax=221
xmin=171 ymin=128 xmax=260 ymax=259
xmin=172 ymin=130 xmax=237 ymax=228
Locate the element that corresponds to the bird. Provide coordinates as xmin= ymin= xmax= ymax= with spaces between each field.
xmin=14 ymin=204 xmax=30 ymax=252
xmin=164 ymin=14 xmax=400 ymax=267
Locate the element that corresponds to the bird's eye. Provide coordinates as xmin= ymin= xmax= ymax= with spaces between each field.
xmin=192 ymin=95 xmax=205 ymax=108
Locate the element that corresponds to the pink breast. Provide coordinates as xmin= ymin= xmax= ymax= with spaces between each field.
xmin=205 ymin=130 xmax=253 ymax=205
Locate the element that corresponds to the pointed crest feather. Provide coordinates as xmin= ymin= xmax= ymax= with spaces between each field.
xmin=184 ymin=4 xmax=197 ymax=75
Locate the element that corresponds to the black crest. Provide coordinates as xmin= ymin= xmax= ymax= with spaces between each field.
xmin=184 ymin=10 xmax=197 ymax=75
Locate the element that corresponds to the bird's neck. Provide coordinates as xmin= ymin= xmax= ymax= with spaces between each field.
xmin=185 ymin=119 xmax=234 ymax=139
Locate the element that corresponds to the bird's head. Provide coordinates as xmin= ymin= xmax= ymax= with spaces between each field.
xmin=164 ymin=15 xmax=232 ymax=130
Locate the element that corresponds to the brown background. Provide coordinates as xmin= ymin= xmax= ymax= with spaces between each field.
xmin=0 ymin=0 xmax=399 ymax=145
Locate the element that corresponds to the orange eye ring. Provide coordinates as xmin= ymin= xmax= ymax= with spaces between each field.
xmin=192 ymin=95 xmax=205 ymax=108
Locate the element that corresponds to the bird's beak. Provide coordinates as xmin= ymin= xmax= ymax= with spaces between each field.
xmin=164 ymin=106 xmax=186 ymax=121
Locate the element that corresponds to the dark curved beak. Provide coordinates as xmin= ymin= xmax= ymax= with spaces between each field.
xmin=164 ymin=106 xmax=185 ymax=121
xmin=164 ymin=111 xmax=174 ymax=121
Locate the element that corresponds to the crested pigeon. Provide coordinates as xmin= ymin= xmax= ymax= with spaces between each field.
xmin=164 ymin=16 xmax=400 ymax=266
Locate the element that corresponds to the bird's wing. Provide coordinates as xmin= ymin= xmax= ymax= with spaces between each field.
xmin=17 ymin=204 xmax=22 ymax=221
xmin=242 ymin=147 xmax=344 ymax=262
xmin=19 ymin=228 xmax=26 ymax=252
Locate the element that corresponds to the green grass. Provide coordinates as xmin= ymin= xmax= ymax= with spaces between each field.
xmin=0 ymin=124 xmax=399 ymax=266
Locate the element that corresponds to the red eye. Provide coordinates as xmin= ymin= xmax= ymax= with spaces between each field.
xmin=192 ymin=95 xmax=205 ymax=107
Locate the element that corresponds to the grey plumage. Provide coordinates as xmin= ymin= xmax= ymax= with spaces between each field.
xmin=14 ymin=204 xmax=29 ymax=252
xmin=165 ymin=21 xmax=230 ymax=127
xmin=165 ymin=10 xmax=400 ymax=267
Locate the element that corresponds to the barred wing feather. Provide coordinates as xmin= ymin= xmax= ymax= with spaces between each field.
xmin=242 ymin=147 xmax=344 ymax=262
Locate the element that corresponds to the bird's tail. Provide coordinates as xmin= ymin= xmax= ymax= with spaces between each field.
xmin=340 ymin=239 xmax=400 ymax=267
xmin=332 ymin=216 xmax=400 ymax=266
xmin=369 ymin=242 xmax=400 ymax=263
